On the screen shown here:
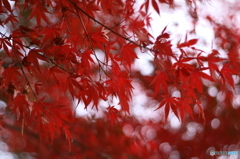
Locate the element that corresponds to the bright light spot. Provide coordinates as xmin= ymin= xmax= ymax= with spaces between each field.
xmin=123 ymin=124 xmax=134 ymax=137
xmin=91 ymin=50 xmax=105 ymax=63
xmin=214 ymin=106 xmax=224 ymax=116
xmin=131 ymin=82 xmax=161 ymax=121
xmin=193 ymin=102 xmax=205 ymax=114
xmin=0 ymin=101 xmax=6 ymax=115
xmin=208 ymin=86 xmax=218 ymax=97
xmin=141 ymin=126 xmax=156 ymax=140
xmin=75 ymin=95 xmax=121 ymax=118
xmin=0 ymin=142 xmax=8 ymax=152
xmin=150 ymin=114 xmax=162 ymax=123
xmin=146 ymin=129 xmax=157 ymax=140
xmin=172 ymin=91 xmax=181 ymax=98
xmin=0 ymin=142 xmax=17 ymax=159
xmin=0 ymin=152 xmax=16 ymax=159
xmin=233 ymin=75 xmax=240 ymax=84
xmin=211 ymin=118 xmax=220 ymax=129
xmin=134 ymin=53 xmax=154 ymax=76
xmin=195 ymin=18 xmax=214 ymax=45
xmin=217 ymin=92 xmax=226 ymax=102
xmin=170 ymin=115 xmax=181 ymax=129
xmin=233 ymin=95 xmax=240 ymax=109
xmin=132 ymin=102 xmax=162 ymax=122
xmin=228 ymin=155 xmax=238 ymax=159
xmin=169 ymin=151 xmax=180 ymax=159
xmin=75 ymin=101 xmax=89 ymax=117
xmin=74 ymin=101 xmax=105 ymax=118
xmin=206 ymin=147 xmax=216 ymax=156
xmin=182 ymin=122 xmax=203 ymax=140
xmin=159 ymin=142 xmax=172 ymax=154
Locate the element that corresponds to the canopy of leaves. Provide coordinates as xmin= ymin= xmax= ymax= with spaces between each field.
xmin=0 ymin=0 xmax=240 ymax=158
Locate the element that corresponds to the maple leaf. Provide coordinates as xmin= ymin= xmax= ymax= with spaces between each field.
xmin=29 ymin=5 xmax=49 ymax=25
xmin=152 ymin=0 xmax=160 ymax=15
xmin=90 ymin=30 xmax=108 ymax=48
xmin=1 ymin=0 xmax=240 ymax=157
xmin=2 ymin=66 xmax=22 ymax=86
xmin=80 ymin=50 xmax=95 ymax=75
xmin=120 ymin=43 xmax=138 ymax=68
xmin=25 ymin=49 xmax=48 ymax=73
xmin=177 ymin=39 xmax=198 ymax=48
xmin=63 ymin=125 xmax=72 ymax=151
xmin=172 ymin=57 xmax=195 ymax=82
xmin=66 ymin=76 xmax=78 ymax=99
xmin=31 ymin=98 xmax=47 ymax=118
xmin=0 ymin=37 xmax=11 ymax=55
xmin=155 ymin=96 xmax=180 ymax=121
xmin=1 ymin=0 xmax=11 ymax=12
xmin=41 ymin=27 xmax=61 ymax=42
xmin=188 ymin=68 xmax=214 ymax=93
xmin=140 ymin=0 xmax=150 ymax=13
xmin=180 ymin=83 xmax=197 ymax=99
xmin=12 ymin=93 xmax=30 ymax=120
xmin=159 ymin=0 xmax=174 ymax=5
xmin=208 ymin=50 xmax=224 ymax=76
xmin=153 ymin=30 xmax=173 ymax=57
xmin=116 ymin=72 xmax=133 ymax=113
xmin=219 ymin=63 xmax=238 ymax=89
xmin=34 ymin=81 xmax=42 ymax=95
xmin=107 ymin=106 xmax=119 ymax=126
xmin=47 ymin=66 xmax=66 ymax=86
xmin=150 ymin=71 xmax=170 ymax=95
xmin=179 ymin=98 xmax=193 ymax=120
xmin=196 ymin=100 xmax=205 ymax=121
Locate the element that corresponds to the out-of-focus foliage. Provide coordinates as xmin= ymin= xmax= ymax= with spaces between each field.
xmin=0 ymin=0 xmax=239 ymax=158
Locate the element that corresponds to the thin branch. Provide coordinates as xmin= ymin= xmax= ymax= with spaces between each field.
xmin=67 ymin=0 xmax=146 ymax=49
xmin=2 ymin=119 xmax=109 ymax=156
xmin=76 ymin=10 xmax=102 ymax=80
xmin=0 ymin=32 xmax=77 ymax=76
xmin=11 ymin=44 xmax=50 ymax=113
xmin=2 ymin=121 xmax=39 ymax=139
xmin=74 ymin=6 xmax=114 ymax=81
xmin=67 ymin=0 xmax=160 ymax=68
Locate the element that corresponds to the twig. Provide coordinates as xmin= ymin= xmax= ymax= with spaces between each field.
xmin=67 ymin=0 xmax=148 ymax=50
xmin=11 ymin=44 xmax=50 ymax=113
xmin=74 ymin=7 xmax=114 ymax=80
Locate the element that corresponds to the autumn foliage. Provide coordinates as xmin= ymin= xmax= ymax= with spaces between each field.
xmin=0 ymin=0 xmax=240 ymax=158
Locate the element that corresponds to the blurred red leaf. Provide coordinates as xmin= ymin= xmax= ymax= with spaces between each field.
xmin=152 ymin=0 xmax=160 ymax=15
xmin=177 ymin=39 xmax=198 ymax=48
